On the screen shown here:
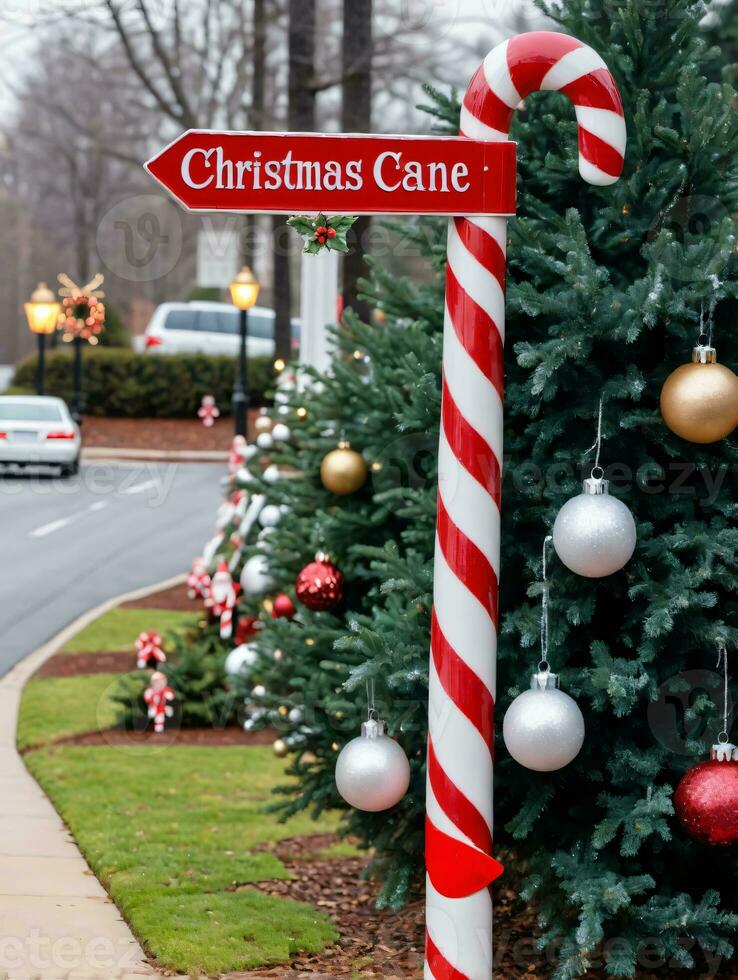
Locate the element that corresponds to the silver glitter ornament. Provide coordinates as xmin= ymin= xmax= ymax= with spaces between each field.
xmin=335 ymin=716 xmax=410 ymax=811
xmin=552 ymin=475 xmax=636 ymax=578
xmin=258 ymin=504 xmax=282 ymax=528
xmin=240 ymin=554 xmax=275 ymax=595
xmin=503 ymin=667 xmax=585 ymax=772
xmin=224 ymin=643 xmax=258 ymax=676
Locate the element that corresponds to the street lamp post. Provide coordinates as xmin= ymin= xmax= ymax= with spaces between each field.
xmin=24 ymin=283 xmax=61 ymax=396
xmin=229 ymin=265 xmax=260 ymax=438
xmin=71 ymin=338 xmax=84 ymax=424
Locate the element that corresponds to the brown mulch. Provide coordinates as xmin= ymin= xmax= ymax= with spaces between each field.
xmin=224 ymin=835 xmax=738 ymax=979
xmin=81 ymin=411 xmax=262 ymax=451
xmin=121 ymin=580 xmax=200 ymax=611
xmin=46 ymin=725 xmax=278 ymax=750
xmin=35 ymin=650 xmax=135 ymax=678
xmin=225 ymin=834 xmax=426 ymax=980
xmin=222 ymin=839 xmax=547 ymax=980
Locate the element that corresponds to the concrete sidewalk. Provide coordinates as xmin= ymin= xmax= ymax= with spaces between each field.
xmin=0 ymin=592 xmax=168 ymax=979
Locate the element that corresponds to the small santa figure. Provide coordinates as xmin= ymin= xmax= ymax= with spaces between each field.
xmin=198 ymin=394 xmax=220 ymax=428
xmin=135 ymin=631 xmax=166 ymax=669
xmin=143 ymin=671 xmax=175 ymax=734
xmin=205 ymin=560 xmax=239 ymax=639
xmin=187 ymin=557 xmax=211 ymax=600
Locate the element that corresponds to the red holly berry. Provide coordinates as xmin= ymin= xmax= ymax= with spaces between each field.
xmin=315 ymin=226 xmax=328 ymax=236
xmin=327 ymin=228 xmax=337 ymax=239
xmin=317 ymin=234 xmax=327 ymax=245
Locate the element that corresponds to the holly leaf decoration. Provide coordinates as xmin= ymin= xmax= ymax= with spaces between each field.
xmin=287 ymin=214 xmax=358 ymax=254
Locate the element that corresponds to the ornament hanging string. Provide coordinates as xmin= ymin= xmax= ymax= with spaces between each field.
xmin=716 ymin=638 xmax=730 ymax=743
xmin=540 ymin=535 xmax=553 ymax=671
xmin=366 ymin=678 xmax=376 ymax=722
xmin=583 ymin=395 xmax=605 ymax=479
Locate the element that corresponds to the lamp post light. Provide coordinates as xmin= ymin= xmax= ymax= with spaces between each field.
xmin=24 ymin=283 xmax=61 ymax=396
xmin=229 ymin=265 xmax=260 ymax=438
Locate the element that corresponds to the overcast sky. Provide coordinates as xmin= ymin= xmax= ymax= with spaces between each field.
xmin=0 ymin=0 xmax=543 ymax=117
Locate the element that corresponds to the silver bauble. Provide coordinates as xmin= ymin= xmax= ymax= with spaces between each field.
xmin=271 ymin=423 xmax=291 ymax=442
xmin=256 ymin=432 xmax=274 ymax=450
xmin=240 ymin=554 xmax=275 ymax=595
xmin=258 ymin=504 xmax=282 ymax=528
xmin=552 ymin=476 xmax=636 ymax=578
xmin=288 ymin=706 xmax=304 ymax=724
xmin=263 ymin=464 xmax=281 ymax=484
xmin=335 ymin=718 xmax=410 ymax=812
xmin=503 ymin=669 xmax=585 ymax=772
xmin=225 ymin=643 xmax=259 ymax=676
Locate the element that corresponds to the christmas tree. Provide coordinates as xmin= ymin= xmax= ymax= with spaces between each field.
xmin=162 ymin=0 xmax=738 ymax=974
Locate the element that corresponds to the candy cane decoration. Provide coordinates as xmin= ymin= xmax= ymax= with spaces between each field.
xmin=187 ymin=556 xmax=211 ymax=600
xmin=426 ymin=32 xmax=625 ymax=979
xmin=135 ymin=631 xmax=166 ymax=670
xmin=206 ymin=559 xmax=239 ymax=639
xmin=144 ymin=671 xmax=176 ymax=734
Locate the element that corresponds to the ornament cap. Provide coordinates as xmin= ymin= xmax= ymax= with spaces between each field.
xmin=530 ymin=667 xmax=558 ymax=691
xmin=361 ymin=717 xmax=386 ymax=739
xmin=712 ymin=742 xmax=738 ymax=762
xmin=582 ymin=474 xmax=608 ymax=495
xmin=692 ymin=345 xmax=717 ymax=365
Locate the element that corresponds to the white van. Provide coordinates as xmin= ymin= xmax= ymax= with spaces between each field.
xmin=136 ymin=302 xmax=299 ymax=357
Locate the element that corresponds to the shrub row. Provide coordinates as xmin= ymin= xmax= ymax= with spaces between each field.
xmin=13 ymin=349 xmax=274 ymax=417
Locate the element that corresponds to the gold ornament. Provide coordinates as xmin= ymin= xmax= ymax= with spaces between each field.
xmin=320 ymin=441 xmax=368 ymax=495
xmin=254 ymin=413 xmax=273 ymax=436
xmin=272 ymin=738 xmax=289 ymax=758
xmin=660 ymin=345 xmax=738 ymax=443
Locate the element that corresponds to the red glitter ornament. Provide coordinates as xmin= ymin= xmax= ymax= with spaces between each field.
xmin=674 ymin=742 xmax=738 ymax=846
xmin=295 ymin=553 xmax=344 ymax=611
xmin=272 ymin=593 xmax=297 ymax=619
xmin=235 ymin=615 xmax=262 ymax=644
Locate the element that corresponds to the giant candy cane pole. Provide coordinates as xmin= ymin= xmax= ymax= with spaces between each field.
xmin=425 ymin=32 xmax=626 ymax=979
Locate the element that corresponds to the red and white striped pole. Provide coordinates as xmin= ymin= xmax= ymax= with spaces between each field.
xmin=425 ymin=32 xmax=626 ymax=979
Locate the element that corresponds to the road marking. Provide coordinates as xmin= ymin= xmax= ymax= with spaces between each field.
xmin=30 ymin=501 xmax=108 ymax=538
xmin=120 ymin=479 xmax=159 ymax=496
xmin=30 ymin=518 xmax=73 ymax=539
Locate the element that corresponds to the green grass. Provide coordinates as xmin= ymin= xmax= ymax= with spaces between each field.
xmin=26 ymin=747 xmax=341 ymax=974
xmin=17 ymin=673 xmax=125 ymax=751
xmin=62 ymin=608 xmax=198 ymax=653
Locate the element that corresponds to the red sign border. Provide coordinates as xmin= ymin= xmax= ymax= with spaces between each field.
xmin=145 ymin=129 xmax=518 ymax=217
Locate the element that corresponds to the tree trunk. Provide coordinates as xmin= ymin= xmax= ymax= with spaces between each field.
xmin=272 ymin=0 xmax=317 ymax=363
xmin=341 ymin=0 xmax=372 ymax=321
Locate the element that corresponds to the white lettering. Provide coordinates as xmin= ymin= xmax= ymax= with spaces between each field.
xmin=402 ymin=160 xmax=424 ymax=192
xmin=181 ymin=148 xmax=214 ymax=189
xmin=451 ymin=162 xmax=470 ymax=192
xmin=374 ymin=151 xmax=402 ymax=192
xmin=345 ymin=160 xmax=363 ymax=190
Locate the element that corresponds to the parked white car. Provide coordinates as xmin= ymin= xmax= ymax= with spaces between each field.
xmin=135 ymin=301 xmax=300 ymax=357
xmin=0 ymin=396 xmax=81 ymax=476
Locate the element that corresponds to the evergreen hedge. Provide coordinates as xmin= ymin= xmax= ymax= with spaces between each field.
xmin=12 ymin=348 xmax=273 ymax=417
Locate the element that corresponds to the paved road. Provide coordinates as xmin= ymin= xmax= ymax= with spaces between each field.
xmin=0 ymin=461 xmax=222 ymax=676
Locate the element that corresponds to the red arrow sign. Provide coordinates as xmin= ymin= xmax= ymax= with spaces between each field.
xmin=145 ymin=131 xmax=517 ymax=216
